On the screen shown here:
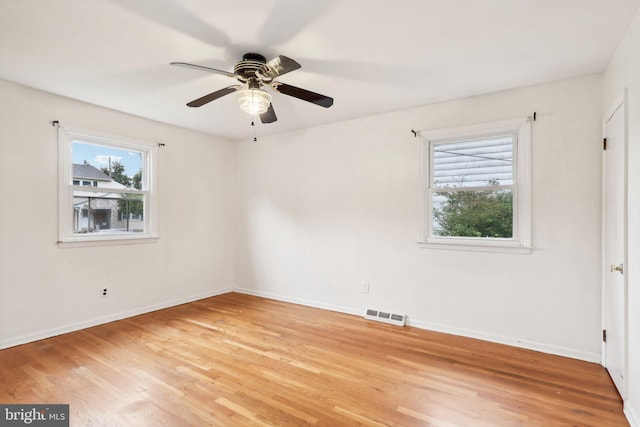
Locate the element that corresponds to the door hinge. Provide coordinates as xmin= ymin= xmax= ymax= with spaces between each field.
xmin=603 ymin=329 xmax=607 ymax=342
xmin=603 ymin=138 xmax=607 ymax=150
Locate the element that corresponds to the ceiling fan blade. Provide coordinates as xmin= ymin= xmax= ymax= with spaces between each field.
xmin=271 ymin=82 xmax=333 ymax=108
xmin=186 ymin=86 xmax=240 ymax=108
xmin=261 ymin=56 xmax=301 ymax=80
xmin=260 ymin=103 xmax=277 ymax=123
xmin=170 ymin=62 xmax=235 ymax=79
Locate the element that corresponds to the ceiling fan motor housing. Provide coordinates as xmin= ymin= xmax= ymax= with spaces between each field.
xmin=234 ymin=53 xmax=267 ymax=82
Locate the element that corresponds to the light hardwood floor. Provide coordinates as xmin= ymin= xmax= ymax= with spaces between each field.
xmin=0 ymin=293 xmax=627 ymax=426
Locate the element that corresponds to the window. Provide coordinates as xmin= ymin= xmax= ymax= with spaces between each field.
xmin=58 ymin=126 xmax=158 ymax=245
xmin=419 ymin=117 xmax=531 ymax=253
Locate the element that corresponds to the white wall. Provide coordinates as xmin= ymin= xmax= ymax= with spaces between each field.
xmin=235 ymin=74 xmax=604 ymax=362
xmin=0 ymin=79 xmax=236 ymax=348
xmin=0 ymin=72 xmax=606 ymax=367
xmin=604 ymin=5 xmax=640 ymax=426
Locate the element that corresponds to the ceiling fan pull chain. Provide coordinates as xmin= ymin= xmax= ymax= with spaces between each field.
xmin=252 ymin=121 xmax=258 ymax=142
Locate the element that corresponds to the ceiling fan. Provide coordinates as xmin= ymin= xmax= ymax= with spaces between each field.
xmin=171 ymin=53 xmax=334 ymax=123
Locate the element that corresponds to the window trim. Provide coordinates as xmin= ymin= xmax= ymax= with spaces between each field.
xmin=58 ymin=126 xmax=158 ymax=247
xmin=418 ymin=117 xmax=532 ymax=254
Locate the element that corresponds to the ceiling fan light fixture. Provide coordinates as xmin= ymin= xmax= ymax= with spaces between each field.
xmin=237 ymin=88 xmax=271 ymax=115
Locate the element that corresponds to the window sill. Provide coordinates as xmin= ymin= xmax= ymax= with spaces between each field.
xmin=58 ymin=234 xmax=158 ymax=248
xmin=417 ymin=239 xmax=532 ymax=254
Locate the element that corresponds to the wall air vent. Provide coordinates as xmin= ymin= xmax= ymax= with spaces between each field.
xmin=364 ymin=309 xmax=405 ymax=326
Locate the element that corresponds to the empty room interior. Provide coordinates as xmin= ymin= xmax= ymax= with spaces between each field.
xmin=2 ymin=1 xmax=640 ymax=425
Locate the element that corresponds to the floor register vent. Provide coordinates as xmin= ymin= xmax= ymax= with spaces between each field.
xmin=365 ymin=309 xmax=406 ymax=326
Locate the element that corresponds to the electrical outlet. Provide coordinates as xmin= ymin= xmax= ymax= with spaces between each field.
xmin=100 ymin=288 xmax=108 ymax=297
xmin=362 ymin=281 xmax=369 ymax=293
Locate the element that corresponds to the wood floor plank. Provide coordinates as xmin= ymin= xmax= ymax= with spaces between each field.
xmin=0 ymin=292 xmax=628 ymax=426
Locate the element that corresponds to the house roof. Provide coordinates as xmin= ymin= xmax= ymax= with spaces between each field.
xmin=73 ymin=163 xmax=112 ymax=181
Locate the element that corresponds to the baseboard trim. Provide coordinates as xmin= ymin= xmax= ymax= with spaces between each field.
xmin=234 ymin=288 xmax=600 ymax=363
xmin=408 ymin=319 xmax=601 ymax=363
xmin=2 ymin=286 xmax=602 ymax=364
xmin=0 ymin=287 xmax=232 ymax=350
xmin=625 ymin=403 xmax=640 ymax=427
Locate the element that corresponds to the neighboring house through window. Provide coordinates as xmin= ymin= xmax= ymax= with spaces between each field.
xmin=419 ymin=117 xmax=532 ymax=253
xmin=58 ymin=126 xmax=158 ymax=245
xmin=71 ymin=162 xmax=145 ymax=234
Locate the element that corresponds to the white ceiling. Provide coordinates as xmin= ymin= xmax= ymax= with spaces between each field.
xmin=0 ymin=0 xmax=638 ymax=141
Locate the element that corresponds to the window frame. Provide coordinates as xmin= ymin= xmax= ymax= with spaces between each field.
xmin=58 ymin=126 xmax=158 ymax=247
xmin=418 ymin=117 xmax=532 ymax=254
